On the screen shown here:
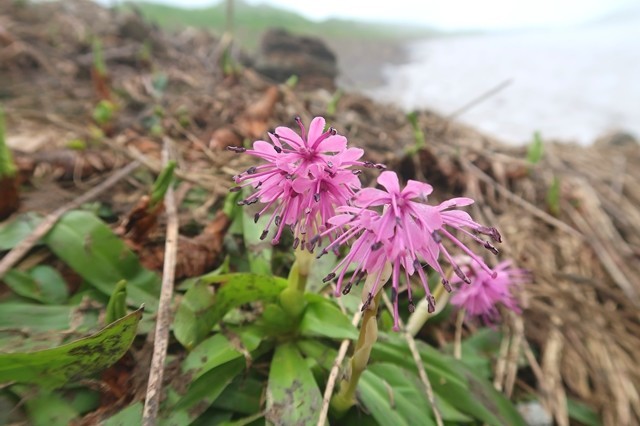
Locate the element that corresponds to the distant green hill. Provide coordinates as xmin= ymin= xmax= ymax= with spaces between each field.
xmin=120 ymin=1 xmax=435 ymax=50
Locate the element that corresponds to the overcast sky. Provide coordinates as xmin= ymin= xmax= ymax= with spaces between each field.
xmin=112 ymin=0 xmax=638 ymax=31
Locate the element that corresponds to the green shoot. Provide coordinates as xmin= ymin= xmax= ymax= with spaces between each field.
xmin=149 ymin=161 xmax=176 ymax=209
xmin=0 ymin=106 xmax=17 ymax=178
xmin=527 ymin=131 xmax=544 ymax=165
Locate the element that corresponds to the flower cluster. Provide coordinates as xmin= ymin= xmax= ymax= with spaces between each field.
xmin=231 ymin=116 xmax=508 ymax=331
xmin=228 ymin=116 xmax=383 ymax=248
xmin=318 ymin=171 xmax=502 ymax=330
xmin=450 ymin=258 xmax=529 ymax=324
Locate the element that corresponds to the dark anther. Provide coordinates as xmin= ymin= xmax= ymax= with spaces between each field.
xmin=246 ymin=166 xmax=257 ymax=175
xmin=316 ymin=249 xmax=328 ymax=259
xmin=254 ymin=213 xmax=260 ymax=223
xmin=275 ymin=216 xmax=282 ymax=226
xmin=285 ymin=174 xmax=293 ymax=180
xmin=391 ymin=287 xmax=398 ymax=302
xmin=361 ymin=292 xmax=374 ymax=311
xmin=329 ymin=127 xmax=337 ymax=135
xmin=371 ymin=241 xmax=383 ymax=251
xmin=375 ymin=163 xmax=386 ymax=170
xmin=441 ymin=278 xmax=452 ymax=292
xmin=352 ymin=170 xmax=362 ymax=175
xmin=273 ymin=145 xmax=282 ymax=153
xmin=230 ymin=186 xmax=242 ymax=193
xmin=342 ymin=283 xmax=353 ymax=295
xmin=237 ymin=200 xmax=246 ymax=206
xmin=453 ymin=266 xmax=471 ymax=284
xmin=327 ymin=161 xmax=334 ymax=168
xmin=293 ymin=238 xmax=300 ymax=249
xmin=260 ymin=230 xmax=268 ymax=240
xmin=363 ymin=161 xmax=374 ymax=168
xmin=323 ymin=273 xmax=336 ymax=283
xmin=432 ymin=230 xmax=442 ymax=243
xmin=477 ymin=226 xmax=502 ymax=243
xmin=246 ymin=198 xmax=259 ymax=205
xmin=307 ymin=241 xmax=316 ymax=253
xmin=227 ymin=146 xmax=246 ymax=153
xmin=354 ymin=271 xmax=366 ymax=287
xmin=314 ymin=193 xmax=321 ymax=202
xmin=484 ymin=241 xmax=499 ymax=255
xmin=427 ymin=295 xmax=436 ymax=313
xmin=413 ymin=258 xmax=422 ymax=270
xmin=408 ymin=300 xmax=416 ymax=313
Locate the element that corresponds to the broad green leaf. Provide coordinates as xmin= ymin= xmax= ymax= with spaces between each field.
xmin=103 ymin=402 xmax=143 ymax=426
xmin=0 ymin=303 xmax=98 ymax=334
xmin=105 ymin=280 xmax=128 ymax=324
xmin=182 ymin=327 xmax=262 ymax=380
xmin=166 ymin=358 xmax=245 ymax=424
xmin=266 ymin=343 xmax=322 ymax=425
xmin=306 ymin=249 xmax=337 ymax=293
xmin=174 ymin=281 xmax=216 ymax=349
xmin=175 ymin=273 xmax=286 ymax=349
xmin=0 ymin=105 xmax=17 ymax=178
xmin=0 ymin=212 xmax=42 ymax=250
xmin=212 ymin=375 xmax=264 ymax=415
xmin=21 ymin=389 xmax=78 ymax=426
xmin=372 ymin=335 xmax=525 ymax=426
xmin=43 ymin=210 xmax=160 ymax=311
xmin=0 ymin=307 xmax=142 ymax=389
xmin=568 ymin=398 xmax=601 ymax=426
xmin=3 ymin=266 xmax=68 ymax=304
xmin=456 ymin=328 xmax=501 ymax=379
xmin=299 ymin=296 xmax=358 ymax=340
xmin=297 ymin=339 xmax=337 ymax=371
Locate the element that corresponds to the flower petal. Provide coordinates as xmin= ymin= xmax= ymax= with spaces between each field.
xmin=317 ymin=135 xmax=347 ymax=153
xmin=355 ymin=188 xmax=390 ymax=206
xmin=437 ymin=197 xmax=475 ymax=210
xmin=403 ymin=180 xmax=433 ymax=199
xmin=275 ymin=126 xmax=304 ymax=148
xmin=307 ymin=116 xmax=326 ymax=144
xmin=377 ymin=171 xmax=400 ymax=195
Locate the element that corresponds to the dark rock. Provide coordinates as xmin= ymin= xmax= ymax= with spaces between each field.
xmin=254 ymin=28 xmax=337 ymax=90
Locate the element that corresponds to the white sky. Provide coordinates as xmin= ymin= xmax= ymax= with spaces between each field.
xmin=119 ymin=0 xmax=638 ymax=31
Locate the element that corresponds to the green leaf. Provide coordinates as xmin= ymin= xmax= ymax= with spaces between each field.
xmin=297 ymin=339 xmax=337 ymax=371
xmin=359 ymin=366 xmax=435 ymax=426
xmin=299 ymin=295 xmax=358 ymax=340
xmin=527 ymin=131 xmax=544 ymax=165
xmin=546 ymin=176 xmax=561 ymax=217
xmin=174 ymin=280 xmax=216 ymax=349
xmin=0 ymin=303 xmax=98 ymax=334
xmin=43 ymin=210 xmax=160 ymax=311
xmin=242 ymin=204 xmax=272 ymax=275
xmin=0 ymin=105 xmax=17 ymax=178
xmin=3 ymin=266 xmax=69 ymax=304
xmin=212 ymin=375 xmax=264 ymax=415
xmin=372 ymin=335 xmax=526 ymax=426
xmin=266 ymin=343 xmax=322 ymax=425
xmin=150 ymin=161 xmax=176 ymax=208
xmin=0 ymin=212 xmax=42 ymax=251
xmin=182 ymin=327 xmax=262 ymax=380
xmin=105 ymin=280 xmax=128 ymax=324
xmin=103 ymin=402 xmax=143 ymax=426
xmin=0 ymin=307 xmax=142 ymax=389
xmin=21 ymin=389 xmax=78 ymax=426
xmin=568 ymin=398 xmax=601 ymax=426
xmin=174 ymin=273 xmax=286 ymax=349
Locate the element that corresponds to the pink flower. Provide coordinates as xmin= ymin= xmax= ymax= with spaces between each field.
xmin=450 ymin=258 xmax=528 ymax=324
xmin=319 ymin=171 xmax=501 ymax=331
xmin=229 ymin=116 xmax=375 ymax=246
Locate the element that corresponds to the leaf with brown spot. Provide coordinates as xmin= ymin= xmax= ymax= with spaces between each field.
xmin=0 ymin=307 xmax=143 ymax=389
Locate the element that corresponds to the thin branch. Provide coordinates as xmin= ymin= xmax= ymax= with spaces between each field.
xmin=317 ymin=297 xmax=363 ymax=426
xmin=142 ymin=139 xmax=179 ymax=425
xmin=0 ymin=161 xmax=140 ymax=279
xmin=381 ymin=293 xmax=443 ymax=426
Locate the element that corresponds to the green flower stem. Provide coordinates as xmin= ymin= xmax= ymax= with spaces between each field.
xmin=331 ymin=290 xmax=382 ymax=415
xmin=279 ymin=247 xmax=315 ymax=318
xmin=406 ymin=283 xmax=450 ymax=337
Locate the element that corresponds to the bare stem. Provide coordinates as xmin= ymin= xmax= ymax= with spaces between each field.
xmin=142 ymin=139 xmax=179 ymax=425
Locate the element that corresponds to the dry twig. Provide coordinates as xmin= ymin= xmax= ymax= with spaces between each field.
xmin=142 ymin=139 xmax=179 ymax=425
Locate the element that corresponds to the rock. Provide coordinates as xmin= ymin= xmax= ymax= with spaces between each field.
xmin=517 ymin=401 xmax=553 ymax=426
xmin=254 ymin=28 xmax=337 ymax=90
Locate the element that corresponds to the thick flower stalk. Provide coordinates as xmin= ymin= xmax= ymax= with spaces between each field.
xmin=320 ymin=171 xmax=502 ymax=331
xmin=228 ymin=116 xmax=381 ymax=248
xmin=450 ymin=258 xmax=529 ymax=324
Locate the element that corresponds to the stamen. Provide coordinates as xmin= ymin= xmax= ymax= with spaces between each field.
xmin=342 ymin=282 xmax=352 ymax=295
xmin=230 ymin=186 xmax=242 ymax=193
xmin=361 ymin=292 xmax=374 ymax=311
xmin=432 ymin=230 xmax=442 ymax=243
xmin=254 ymin=213 xmax=260 ymax=223
xmin=323 ymin=272 xmax=336 ymax=283
xmin=292 ymin=238 xmax=300 ymax=249
xmin=371 ymin=241 xmax=383 ymax=251
xmin=426 ymin=294 xmax=436 ymax=313
xmin=226 ymin=146 xmax=246 ymax=153
xmin=260 ymin=230 xmax=268 ymax=240
xmin=441 ymin=278 xmax=452 ymax=292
